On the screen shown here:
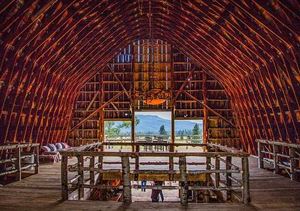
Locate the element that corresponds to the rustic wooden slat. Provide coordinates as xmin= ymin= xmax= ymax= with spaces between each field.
xmin=121 ymin=156 xmax=131 ymax=204
xmin=242 ymin=157 xmax=250 ymax=204
xmin=179 ymin=156 xmax=188 ymax=206
xmin=225 ymin=156 xmax=232 ymax=201
xmin=77 ymin=155 xmax=84 ymax=200
xmin=15 ymin=147 xmax=21 ymax=181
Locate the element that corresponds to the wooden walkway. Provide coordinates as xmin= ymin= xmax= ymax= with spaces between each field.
xmin=0 ymin=156 xmax=299 ymax=211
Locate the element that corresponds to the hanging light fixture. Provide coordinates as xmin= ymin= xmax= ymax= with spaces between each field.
xmin=142 ymin=0 xmax=169 ymax=106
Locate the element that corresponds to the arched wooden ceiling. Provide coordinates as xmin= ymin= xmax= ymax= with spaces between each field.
xmin=0 ymin=0 xmax=299 ymax=153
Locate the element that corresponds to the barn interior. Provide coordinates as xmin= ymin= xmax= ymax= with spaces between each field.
xmin=0 ymin=0 xmax=299 ymax=210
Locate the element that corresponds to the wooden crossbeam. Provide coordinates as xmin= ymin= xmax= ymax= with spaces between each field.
xmin=107 ymin=64 xmax=131 ymax=100
xmin=70 ymin=91 xmax=124 ymax=132
xmin=110 ymin=102 xmax=119 ymax=111
xmin=173 ymin=67 xmax=196 ymax=103
xmin=183 ymin=91 xmax=236 ymax=128
xmin=85 ymin=92 xmax=98 ymax=112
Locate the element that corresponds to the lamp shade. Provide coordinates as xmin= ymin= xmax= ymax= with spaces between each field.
xmin=143 ymin=99 xmax=166 ymax=105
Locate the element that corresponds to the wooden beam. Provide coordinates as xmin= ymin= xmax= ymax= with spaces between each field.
xmin=121 ymin=156 xmax=131 ymax=204
xmin=70 ymin=91 xmax=124 ymax=131
xmin=226 ymin=156 xmax=232 ymax=201
xmin=99 ymin=70 xmax=105 ymax=143
xmin=61 ymin=155 xmax=68 ymax=200
xmin=242 ymin=157 xmax=250 ymax=204
xmin=107 ymin=64 xmax=131 ymax=100
xmin=85 ymin=92 xmax=98 ymax=112
xmin=15 ymin=147 xmax=21 ymax=181
xmin=60 ymin=151 xmax=249 ymax=158
xmin=170 ymin=106 xmax=175 ymax=173
xmin=173 ymin=67 xmax=196 ymax=103
xmin=179 ymin=156 xmax=188 ymax=206
xmin=202 ymin=71 xmax=208 ymax=144
xmin=77 ymin=155 xmax=84 ymax=200
xmin=110 ymin=102 xmax=119 ymax=111
xmin=183 ymin=91 xmax=236 ymax=128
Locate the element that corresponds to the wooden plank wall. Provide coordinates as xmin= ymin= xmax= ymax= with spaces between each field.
xmin=68 ymin=40 xmax=240 ymax=148
xmin=0 ymin=1 xmax=298 ymax=154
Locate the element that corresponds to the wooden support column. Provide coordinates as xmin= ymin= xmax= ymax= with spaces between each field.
xmin=90 ymin=156 xmax=95 ymax=185
xmin=98 ymin=155 xmax=103 ymax=171
xmin=122 ymin=156 xmax=131 ymax=204
xmin=131 ymin=107 xmax=138 ymax=171
xmin=78 ymin=155 xmax=84 ymax=200
xmin=34 ymin=146 xmax=39 ymax=174
xmin=169 ymin=44 xmax=175 ymax=175
xmin=202 ymin=71 xmax=208 ymax=145
xmin=242 ymin=157 xmax=250 ymax=204
xmin=204 ymin=154 xmax=211 ymax=203
xmin=99 ymin=68 xmax=105 ymax=142
xmin=226 ymin=156 xmax=232 ymax=201
xmin=215 ymin=156 xmax=220 ymax=188
xmin=257 ymin=141 xmax=264 ymax=169
xmin=61 ymin=155 xmax=68 ymax=200
xmin=99 ymin=110 xmax=105 ymax=143
xmin=289 ymin=148 xmax=297 ymax=181
xmin=170 ymin=106 xmax=175 ymax=173
xmin=15 ymin=147 xmax=21 ymax=181
xmin=98 ymin=70 xmax=104 ymax=169
xmin=179 ymin=156 xmax=188 ymax=206
xmin=273 ymin=144 xmax=279 ymax=174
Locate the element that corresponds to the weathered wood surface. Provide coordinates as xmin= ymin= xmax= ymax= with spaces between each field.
xmin=0 ymin=156 xmax=299 ymax=210
xmin=256 ymin=139 xmax=300 ymax=181
xmin=0 ymin=143 xmax=40 ymax=181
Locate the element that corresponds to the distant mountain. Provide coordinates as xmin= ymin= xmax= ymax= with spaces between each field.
xmin=116 ymin=114 xmax=202 ymax=134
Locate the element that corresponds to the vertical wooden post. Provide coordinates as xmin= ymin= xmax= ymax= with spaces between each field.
xmin=273 ymin=144 xmax=279 ymax=174
xmin=204 ymin=154 xmax=211 ymax=203
xmin=215 ymin=156 xmax=220 ymax=188
xmin=135 ymin=145 xmax=139 ymax=171
xmin=99 ymin=68 xmax=104 ymax=143
xmin=289 ymin=148 xmax=296 ymax=181
xmin=90 ymin=156 xmax=95 ymax=185
xmin=170 ymin=106 xmax=175 ymax=172
xmin=98 ymin=155 xmax=103 ymax=170
xmin=15 ymin=146 xmax=21 ymax=181
xmin=98 ymin=68 xmax=104 ymax=170
xmin=179 ymin=156 xmax=188 ymax=206
xmin=170 ymin=43 xmax=175 ymax=173
xmin=242 ymin=157 xmax=250 ymax=204
xmin=61 ymin=155 xmax=68 ymax=200
xmin=257 ymin=141 xmax=264 ymax=169
xmin=34 ymin=145 xmax=39 ymax=174
xmin=78 ymin=155 xmax=84 ymax=200
xmin=226 ymin=156 xmax=232 ymax=201
xmin=202 ymin=71 xmax=208 ymax=145
xmin=131 ymin=107 xmax=138 ymax=171
xmin=122 ymin=156 xmax=131 ymax=204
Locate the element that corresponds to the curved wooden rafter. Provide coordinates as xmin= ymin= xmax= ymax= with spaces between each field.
xmin=0 ymin=0 xmax=298 ymax=154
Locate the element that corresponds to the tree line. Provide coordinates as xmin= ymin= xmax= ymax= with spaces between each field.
xmin=105 ymin=120 xmax=201 ymax=139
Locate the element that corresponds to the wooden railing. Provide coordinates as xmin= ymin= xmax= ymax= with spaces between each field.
xmin=256 ymin=139 xmax=300 ymax=180
xmin=0 ymin=143 xmax=40 ymax=183
xmin=60 ymin=143 xmax=250 ymax=205
xmin=102 ymin=141 xmax=206 ymax=152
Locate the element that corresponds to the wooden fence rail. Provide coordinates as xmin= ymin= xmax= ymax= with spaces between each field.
xmin=256 ymin=139 xmax=300 ymax=181
xmin=0 ymin=143 xmax=40 ymax=183
xmin=60 ymin=143 xmax=250 ymax=205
